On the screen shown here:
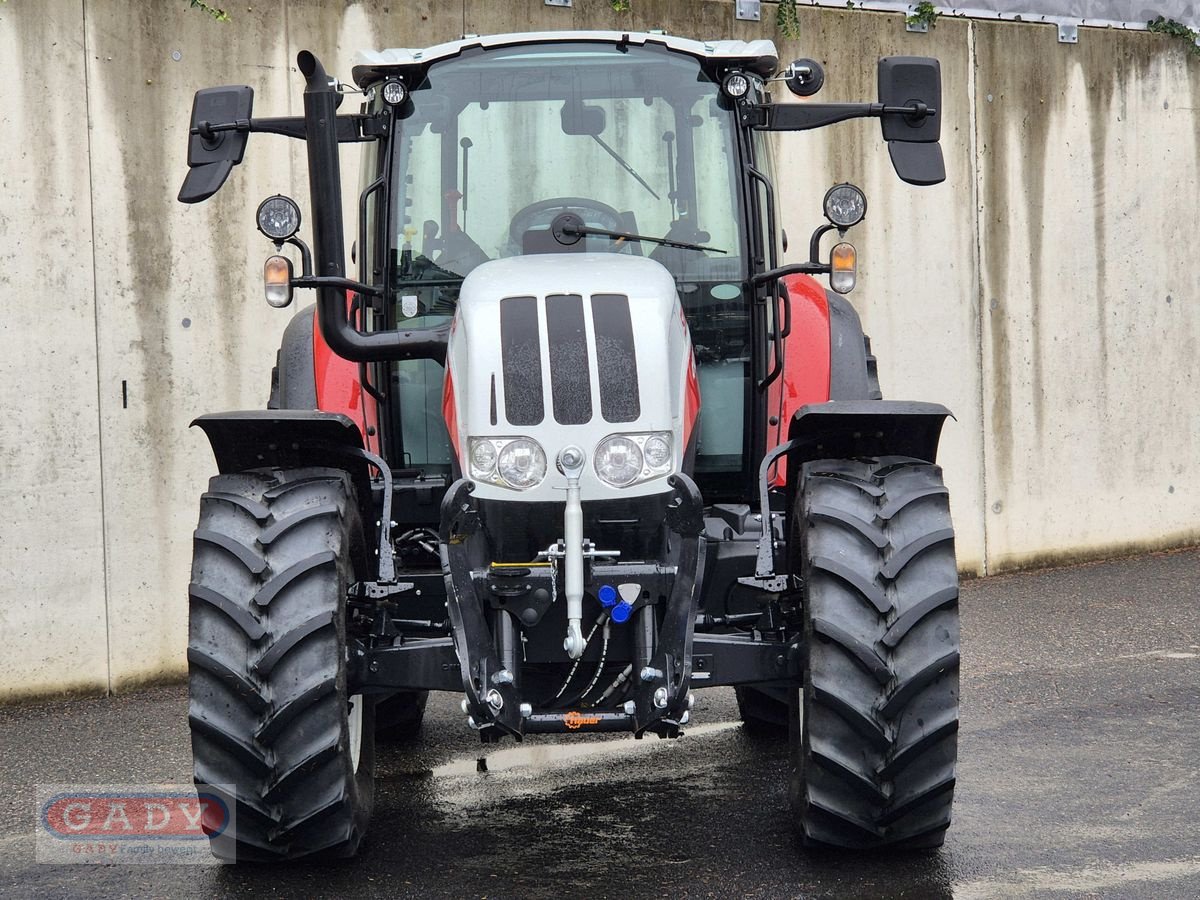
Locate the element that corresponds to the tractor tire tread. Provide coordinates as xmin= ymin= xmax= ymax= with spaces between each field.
xmin=792 ymin=457 xmax=959 ymax=849
xmin=188 ymin=467 xmax=373 ymax=862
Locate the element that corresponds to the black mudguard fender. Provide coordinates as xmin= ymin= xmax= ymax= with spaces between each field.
xmin=192 ymin=410 xmax=368 ymax=484
xmin=191 ymin=410 xmax=379 ymax=567
xmin=785 ymin=400 xmax=952 ymax=465
xmin=750 ymin=400 xmax=953 ymax=584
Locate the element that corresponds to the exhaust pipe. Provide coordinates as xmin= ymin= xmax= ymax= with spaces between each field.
xmin=297 ymin=51 xmax=446 ymax=363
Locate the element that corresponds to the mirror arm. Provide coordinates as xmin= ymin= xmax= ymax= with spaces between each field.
xmin=755 ymin=102 xmax=937 ymax=133
xmin=292 ymin=275 xmax=381 ymax=296
xmin=190 ymin=115 xmax=375 ymax=143
xmin=751 ymin=262 xmax=830 ymax=286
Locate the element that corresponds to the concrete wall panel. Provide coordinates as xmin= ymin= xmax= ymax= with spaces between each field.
xmin=84 ymin=1 xmax=298 ymax=688
xmin=86 ymin=1 xmax=472 ymax=689
xmin=3 ymin=0 xmax=1199 ymax=695
xmin=975 ymin=23 xmax=1200 ymax=570
xmin=774 ymin=12 xmax=989 ymax=573
xmin=0 ymin=1 xmax=110 ymax=700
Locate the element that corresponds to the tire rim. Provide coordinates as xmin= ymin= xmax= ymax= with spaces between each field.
xmin=348 ymin=693 xmax=364 ymax=774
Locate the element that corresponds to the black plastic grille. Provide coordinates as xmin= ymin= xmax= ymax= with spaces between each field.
xmin=545 ymin=294 xmax=593 ymax=425
xmin=500 ymin=295 xmax=544 ymax=426
xmin=591 ymin=293 xmax=640 ymax=423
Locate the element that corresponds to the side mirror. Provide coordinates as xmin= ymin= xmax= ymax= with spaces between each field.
xmin=784 ymin=59 xmax=825 ymax=97
xmin=877 ymin=57 xmax=944 ymax=186
xmin=179 ymin=85 xmax=254 ymax=204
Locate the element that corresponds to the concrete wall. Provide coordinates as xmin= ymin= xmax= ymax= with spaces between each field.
xmin=1 ymin=0 xmax=1196 ymax=698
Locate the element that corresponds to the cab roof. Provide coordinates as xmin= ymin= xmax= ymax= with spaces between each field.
xmin=351 ymin=31 xmax=779 ymax=88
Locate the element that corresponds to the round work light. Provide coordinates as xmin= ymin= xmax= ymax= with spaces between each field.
xmin=256 ymin=194 xmax=302 ymax=242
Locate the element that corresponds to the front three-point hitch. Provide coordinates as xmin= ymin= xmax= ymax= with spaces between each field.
xmin=435 ymin=474 xmax=706 ymax=741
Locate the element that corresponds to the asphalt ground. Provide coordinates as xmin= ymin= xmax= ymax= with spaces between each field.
xmin=2 ymin=548 xmax=1199 ymax=899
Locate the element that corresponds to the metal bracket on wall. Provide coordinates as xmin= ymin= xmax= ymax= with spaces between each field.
xmin=736 ymin=0 xmax=761 ymax=21
xmin=1057 ymin=22 xmax=1079 ymax=43
xmin=545 ymin=0 xmax=571 ymax=6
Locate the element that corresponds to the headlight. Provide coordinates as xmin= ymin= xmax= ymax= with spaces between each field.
xmin=468 ymin=437 xmax=546 ymax=490
xmin=823 ymin=183 xmax=867 ymax=229
xmin=594 ymin=432 xmax=674 ymax=488
xmin=643 ymin=435 xmax=671 ymax=468
xmin=594 ymin=436 xmax=642 ymax=487
xmin=497 ymin=439 xmax=547 ymax=489
xmin=256 ymin=194 xmax=302 ymax=242
xmin=469 ymin=439 xmax=497 ymax=476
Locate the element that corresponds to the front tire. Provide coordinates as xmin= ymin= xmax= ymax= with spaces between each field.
xmin=790 ymin=457 xmax=959 ymax=849
xmin=188 ymin=467 xmax=375 ymax=862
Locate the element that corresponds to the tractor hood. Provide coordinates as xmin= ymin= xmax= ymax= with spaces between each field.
xmin=443 ymin=254 xmax=696 ymax=502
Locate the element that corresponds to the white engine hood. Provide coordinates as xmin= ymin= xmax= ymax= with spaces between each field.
xmin=444 ymin=254 xmax=694 ymax=502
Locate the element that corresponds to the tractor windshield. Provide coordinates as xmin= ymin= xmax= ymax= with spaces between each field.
xmin=386 ymin=42 xmax=743 ymax=284
xmin=375 ymin=42 xmax=753 ymax=492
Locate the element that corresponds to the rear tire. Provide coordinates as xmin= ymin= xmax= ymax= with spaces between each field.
xmin=375 ymin=691 xmax=429 ymax=741
xmin=790 ymin=457 xmax=959 ymax=849
xmin=734 ymin=685 xmax=789 ymax=734
xmin=188 ymin=467 xmax=375 ymax=862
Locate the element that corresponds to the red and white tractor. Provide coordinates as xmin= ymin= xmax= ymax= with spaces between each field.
xmin=180 ymin=31 xmax=958 ymax=861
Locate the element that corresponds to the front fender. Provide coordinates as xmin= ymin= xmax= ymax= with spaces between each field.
xmin=191 ymin=410 xmax=372 ymax=503
xmin=786 ymin=400 xmax=952 ymax=466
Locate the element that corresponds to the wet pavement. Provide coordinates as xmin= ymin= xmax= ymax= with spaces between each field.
xmin=2 ymin=548 xmax=1200 ymax=898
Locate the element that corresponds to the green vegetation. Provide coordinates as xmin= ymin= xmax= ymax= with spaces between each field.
xmin=778 ymin=0 xmax=801 ymax=39
xmin=906 ymin=1 xmax=940 ymax=29
xmin=1147 ymin=16 xmax=1200 ymax=56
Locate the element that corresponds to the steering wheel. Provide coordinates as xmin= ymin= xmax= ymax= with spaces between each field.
xmin=508 ymin=197 xmax=626 ymax=250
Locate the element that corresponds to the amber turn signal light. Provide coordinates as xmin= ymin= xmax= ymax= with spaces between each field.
xmin=830 ymin=242 xmax=857 ymax=295
xmin=264 ymin=255 xmax=294 ymax=308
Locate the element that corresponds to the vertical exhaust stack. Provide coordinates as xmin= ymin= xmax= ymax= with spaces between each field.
xmin=297 ymin=51 xmax=352 ymax=359
xmin=296 ymin=51 xmax=448 ymax=364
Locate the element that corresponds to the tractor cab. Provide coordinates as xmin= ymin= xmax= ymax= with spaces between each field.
xmin=357 ymin=37 xmax=778 ymax=499
xmin=178 ymin=31 xmax=961 ymax=862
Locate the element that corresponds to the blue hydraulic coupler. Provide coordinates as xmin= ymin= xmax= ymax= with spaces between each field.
xmin=611 ymin=601 xmax=634 ymax=624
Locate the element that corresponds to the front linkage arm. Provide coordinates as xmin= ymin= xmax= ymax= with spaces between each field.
xmin=439 ymin=481 xmax=525 ymax=740
xmin=632 ymin=473 xmax=707 ymax=739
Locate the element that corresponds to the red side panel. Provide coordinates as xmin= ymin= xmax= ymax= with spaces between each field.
xmin=313 ymin=293 xmax=380 ymax=455
xmin=442 ymin=366 xmax=460 ymax=457
xmin=682 ymin=353 xmax=701 ymax=451
xmin=767 ymin=274 xmax=832 ymax=484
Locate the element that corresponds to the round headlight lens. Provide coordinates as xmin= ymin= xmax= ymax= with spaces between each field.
xmin=595 ymin=436 xmax=643 ymax=487
xmin=469 ymin=440 xmax=497 ymax=476
xmin=497 ymin=439 xmax=547 ymax=489
xmin=823 ymin=183 xmax=867 ymax=229
xmin=643 ymin=435 xmax=672 ymax=469
xmin=256 ymin=194 xmax=302 ymax=242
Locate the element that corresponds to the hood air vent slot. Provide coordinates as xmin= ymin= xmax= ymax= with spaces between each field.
xmin=592 ymin=294 xmax=640 ymax=423
xmin=500 ymin=295 xmax=544 ymax=426
xmin=546 ymin=294 xmax=593 ymax=425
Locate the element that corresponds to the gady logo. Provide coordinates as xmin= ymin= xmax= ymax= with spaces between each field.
xmin=40 ymin=791 xmax=229 ymax=840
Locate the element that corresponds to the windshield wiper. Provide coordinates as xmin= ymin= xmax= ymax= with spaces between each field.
xmin=553 ymin=212 xmax=725 ymax=254
xmin=589 ymin=134 xmax=661 ymax=200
